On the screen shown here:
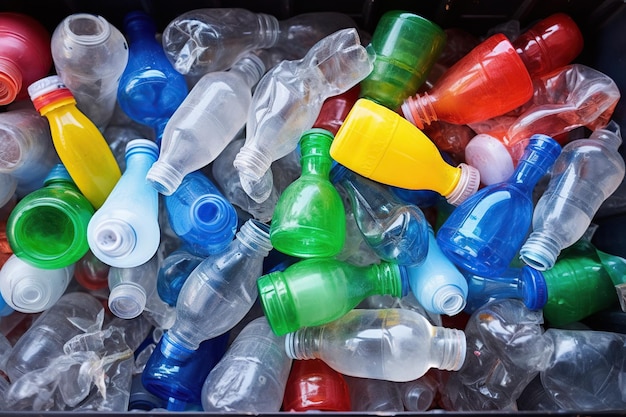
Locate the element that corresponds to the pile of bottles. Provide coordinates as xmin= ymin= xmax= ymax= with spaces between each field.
xmin=0 ymin=5 xmax=625 ymax=413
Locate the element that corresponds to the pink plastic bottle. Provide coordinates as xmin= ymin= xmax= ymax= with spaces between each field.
xmin=0 ymin=13 xmax=52 ymax=105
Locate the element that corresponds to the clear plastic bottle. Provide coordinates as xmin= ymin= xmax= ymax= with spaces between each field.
xmin=200 ymin=317 xmax=292 ymax=413
xmin=331 ymin=163 xmax=430 ymax=266
xmin=163 ymin=171 xmax=238 ymax=257
xmin=0 ymin=109 xmax=58 ymax=197
xmin=27 ymin=75 xmax=122 ymax=209
xmin=398 ymin=372 xmax=440 ymax=411
xmin=285 ymin=308 xmax=466 ymax=382
xmin=4 ymin=292 xmax=103 ymax=382
xmin=87 ymin=139 xmax=160 ymax=268
xmin=51 ymin=13 xmax=129 ymax=130
xmin=161 ymin=8 xmax=359 ymax=77
xmin=233 ymin=28 xmax=373 ymax=203
xmin=73 ymin=250 xmax=110 ymax=292
xmin=344 ymin=375 xmax=405 ymax=411
xmin=156 ymin=245 xmax=205 ymax=307
xmin=146 ymin=53 xmax=265 ymax=195
xmin=166 ymin=219 xmax=273 ymax=352
xmin=520 ymin=122 xmax=626 ymax=270
xmin=0 ymin=254 xmax=74 ymax=313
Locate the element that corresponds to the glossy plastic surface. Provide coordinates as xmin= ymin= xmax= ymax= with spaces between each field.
xmin=283 ymin=359 xmax=351 ymax=411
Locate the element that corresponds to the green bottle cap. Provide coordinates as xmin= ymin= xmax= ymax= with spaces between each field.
xmin=360 ymin=10 xmax=446 ymax=110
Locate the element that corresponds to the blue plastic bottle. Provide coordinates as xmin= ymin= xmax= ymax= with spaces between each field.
xmin=117 ymin=11 xmax=189 ymax=142
xmin=87 ymin=139 xmax=160 ymax=268
xmin=164 ymin=171 xmax=238 ymax=257
xmin=330 ymin=164 xmax=430 ymax=267
xmin=436 ymin=134 xmax=561 ymax=277
xmin=404 ymin=225 xmax=468 ymax=316
xmin=157 ymin=244 xmax=205 ymax=307
xmin=142 ymin=332 xmax=229 ymax=411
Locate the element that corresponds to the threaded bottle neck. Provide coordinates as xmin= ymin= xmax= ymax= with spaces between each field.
xmin=519 ymin=231 xmax=563 ymax=271
xmin=0 ymin=58 xmax=22 ymax=105
xmin=63 ymin=14 xmax=111 ymax=46
xmin=233 ymin=144 xmax=273 ymax=180
xmin=236 ymin=219 xmax=273 ymax=256
xmin=376 ymin=262 xmax=406 ymax=298
xmin=256 ymin=13 xmax=280 ymax=49
xmin=231 ymin=53 xmax=266 ymax=89
xmin=284 ymin=326 xmax=322 ymax=360
xmin=400 ymin=92 xmax=437 ymax=130
xmin=431 ymin=326 xmax=466 ymax=371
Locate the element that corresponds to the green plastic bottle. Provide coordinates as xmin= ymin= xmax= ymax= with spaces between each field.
xmin=542 ymin=239 xmax=623 ymax=326
xmin=258 ymin=257 xmax=408 ymax=335
xmin=7 ymin=164 xmax=94 ymax=269
xmin=270 ymin=129 xmax=345 ymax=258
xmin=359 ymin=10 xmax=446 ymax=110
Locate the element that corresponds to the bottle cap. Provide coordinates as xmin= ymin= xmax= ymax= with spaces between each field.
xmin=432 ymin=284 xmax=467 ymax=316
xmin=464 ymin=133 xmax=515 ymax=186
xmin=108 ymin=283 xmax=146 ymax=319
xmin=27 ymin=75 xmax=74 ymax=112
xmin=445 ymin=163 xmax=480 ymax=206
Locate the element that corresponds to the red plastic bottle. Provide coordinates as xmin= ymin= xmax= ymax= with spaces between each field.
xmin=0 ymin=13 xmax=52 ymax=105
xmin=401 ymin=33 xmax=533 ymax=129
xmin=512 ymin=13 xmax=584 ymax=77
xmin=312 ymin=85 xmax=360 ymax=136
xmin=282 ymin=359 xmax=352 ymax=412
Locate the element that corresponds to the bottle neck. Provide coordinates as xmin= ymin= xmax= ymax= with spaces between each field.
xmin=509 ymin=134 xmax=561 ymax=191
xmin=235 ymin=219 xmax=273 ymax=256
xmin=0 ymin=58 xmax=22 ymax=105
xmin=299 ymin=129 xmax=334 ymax=178
xmin=284 ymin=326 xmax=323 ymax=360
xmin=370 ymin=262 xmax=406 ymax=298
xmin=256 ymin=13 xmax=281 ymax=49
xmin=230 ymin=54 xmax=266 ymax=89
xmin=63 ymin=14 xmax=111 ymax=46
xmin=429 ymin=326 xmax=466 ymax=371
xmin=400 ymin=92 xmax=436 ymax=130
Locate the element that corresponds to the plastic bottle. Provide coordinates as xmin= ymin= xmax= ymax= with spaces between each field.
xmin=344 ymin=375 xmax=405 ymax=411
xmin=0 ymin=12 xmax=52 ymax=105
xmin=142 ymin=332 xmax=229 ymax=411
xmin=7 ymin=164 xmax=94 ymax=269
xmin=27 ymin=75 xmax=122 ymax=209
xmin=164 ymin=219 xmax=272 ymax=352
xmin=520 ymin=122 xmax=626 ymax=270
xmin=156 ymin=245 xmax=205 ymax=307
xmin=0 ymin=109 xmax=59 ymax=197
xmin=87 ymin=139 xmax=160 ymax=268
xmin=117 ymin=11 xmax=189 ymax=141
xmin=258 ymin=257 xmax=408 ymax=335
xmin=436 ymin=134 xmax=561 ymax=277
xmin=270 ymin=129 xmax=345 ymax=258
xmin=146 ymin=53 xmax=265 ymax=195
xmin=404 ymin=225 xmax=468 ymax=316
xmin=163 ymin=171 xmax=238 ymax=257
xmin=285 ymin=308 xmax=466 ymax=382
xmin=401 ymin=33 xmax=533 ymax=129
xmin=0 ymin=254 xmax=74 ymax=313
xmin=330 ymin=98 xmax=480 ymax=205
xmin=282 ymin=359 xmax=351 ymax=411
xmin=359 ymin=10 xmax=446 ymax=110
xmin=73 ymin=250 xmax=110 ymax=291
xmin=161 ymin=8 xmax=360 ymax=76
xmin=232 ymin=28 xmax=373 ymax=203
xmin=398 ymin=372 xmax=440 ymax=411
xmin=512 ymin=13 xmax=584 ymax=77
xmin=51 ymin=13 xmax=129 ymax=130
xmin=540 ymin=328 xmax=626 ymax=410
xmin=313 ymin=85 xmax=360 ymax=135
xmin=200 ymin=317 xmax=292 ymax=413
xmin=4 ymin=292 xmax=103 ymax=383
xmin=331 ymin=164 xmax=430 ymax=266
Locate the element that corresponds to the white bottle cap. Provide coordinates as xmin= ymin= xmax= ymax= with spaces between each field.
xmin=465 ymin=133 xmax=514 ymax=186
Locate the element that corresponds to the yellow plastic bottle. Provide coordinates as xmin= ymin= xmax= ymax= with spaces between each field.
xmin=329 ymin=98 xmax=480 ymax=205
xmin=28 ymin=75 xmax=121 ymax=208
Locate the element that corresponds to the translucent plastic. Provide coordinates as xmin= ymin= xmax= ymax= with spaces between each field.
xmin=359 ymin=10 xmax=446 ymax=110
xmin=398 ymin=372 xmax=440 ymax=411
xmin=540 ymin=328 xmax=626 ymax=410
xmin=87 ymin=139 xmax=160 ymax=268
xmin=313 ymin=85 xmax=360 ymax=135
xmin=520 ymin=122 xmax=626 ymax=270
xmin=330 ymin=98 xmax=480 ymax=206
xmin=163 ymin=171 xmax=238 ymax=257
xmin=51 ymin=13 xmax=129 ymax=130
xmin=117 ymin=11 xmax=189 ymax=141
xmin=167 ymin=219 xmax=273 ymax=351
xmin=73 ymin=250 xmax=110 ymax=291
xmin=405 ymin=225 xmax=468 ymax=316
xmin=437 ymin=134 xmax=561 ymax=277
xmin=232 ymin=28 xmax=373 ymax=203
xmin=285 ymin=308 xmax=466 ymax=382
xmin=443 ymin=299 xmax=552 ymax=411
xmin=7 ymin=164 xmax=94 ymax=269
xmin=0 ymin=109 xmax=58 ymax=197
xmin=200 ymin=317 xmax=292 ymax=413
xmin=0 ymin=254 xmax=74 ymax=313
xmin=465 ymin=64 xmax=621 ymax=184
xmin=146 ymin=53 xmax=265 ymax=195
xmin=270 ymin=129 xmax=345 ymax=258
xmin=142 ymin=332 xmax=229 ymax=410
xmin=27 ymin=75 xmax=122 ymax=209
xmin=401 ymin=33 xmax=533 ymax=129
xmin=156 ymin=246 xmax=204 ymax=307
xmin=258 ymin=257 xmax=407 ymax=335
xmin=344 ymin=375 xmax=404 ymax=412
xmin=0 ymin=12 xmax=52 ymax=105
xmin=4 ymin=292 xmax=103 ymax=382
xmin=282 ymin=359 xmax=351 ymax=411
xmin=331 ymin=164 xmax=430 ymax=266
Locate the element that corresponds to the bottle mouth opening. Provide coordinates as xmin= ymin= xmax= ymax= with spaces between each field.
xmin=64 ymin=14 xmax=111 ymax=45
xmin=11 ymin=278 xmax=51 ymax=313
xmin=0 ymin=60 xmax=22 ymax=105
